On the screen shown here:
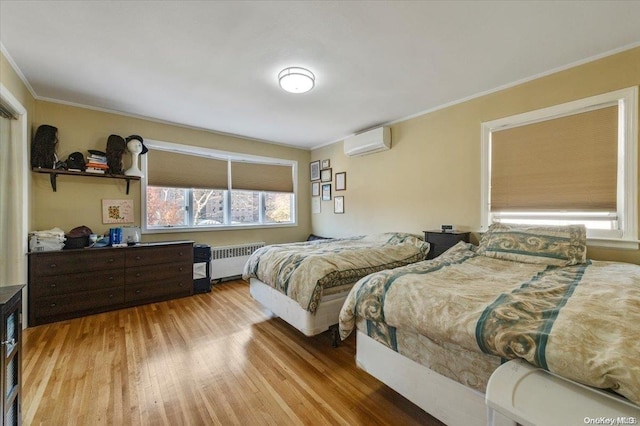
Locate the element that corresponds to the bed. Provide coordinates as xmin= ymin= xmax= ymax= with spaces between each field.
xmin=242 ymin=232 xmax=429 ymax=344
xmin=339 ymin=224 xmax=640 ymax=425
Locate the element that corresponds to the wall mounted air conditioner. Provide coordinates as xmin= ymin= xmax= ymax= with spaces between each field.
xmin=344 ymin=126 xmax=391 ymax=157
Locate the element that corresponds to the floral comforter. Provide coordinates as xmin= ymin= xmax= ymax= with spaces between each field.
xmin=339 ymin=242 xmax=640 ymax=404
xmin=242 ymin=233 xmax=429 ymax=313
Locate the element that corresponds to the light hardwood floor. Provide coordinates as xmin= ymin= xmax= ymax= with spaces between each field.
xmin=23 ymin=280 xmax=444 ymax=425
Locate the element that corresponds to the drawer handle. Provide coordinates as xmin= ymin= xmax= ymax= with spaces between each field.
xmin=135 ymin=273 xmax=141 ymax=277
xmin=135 ymin=290 xmax=141 ymax=294
xmin=178 ymin=252 xmax=184 ymax=256
xmin=135 ymin=256 xmax=141 ymax=260
xmin=49 ymin=283 xmax=57 ymax=288
xmin=107 ymin=258 xmax=115 ymax=263
xmin=108 ymin=294 xmax=114 ymax=298
xmin=178 ymin=282 xmax=183 ymax=287
xmin=179 ymin=267 xmax=184 ymax=272
xmin=49 ymin=263 xmax=57 ymax=269
xmin=50 ymin=303 xmax=57 ymax=308
xmin=108 ymin=276 xmax=114 ymax=281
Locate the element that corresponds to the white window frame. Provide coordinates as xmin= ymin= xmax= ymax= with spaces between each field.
xmin=141 ymin=140 xmax=297 ymax=234
xmin=481 ymin=87 xmax=638 ymax=249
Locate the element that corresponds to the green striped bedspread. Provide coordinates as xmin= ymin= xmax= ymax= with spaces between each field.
xmin=242 ymin=233 xmax=429 ymax=313
xmin=339 ymin=242 xmax=640 ymax=405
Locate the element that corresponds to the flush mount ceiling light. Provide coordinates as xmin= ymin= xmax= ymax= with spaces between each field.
xmin=278 ymin=67 xmax=315 ymax=93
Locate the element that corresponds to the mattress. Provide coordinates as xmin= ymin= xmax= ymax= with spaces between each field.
xmin=250 ymin=278 xmax=350 ymax=336
xmin=340 ymin=241 xmax=640 ymax=405
xmin=359 ymin=318 xmax=502 ymax=392
xmin=243 ymin=232 xmax=429 ymax=313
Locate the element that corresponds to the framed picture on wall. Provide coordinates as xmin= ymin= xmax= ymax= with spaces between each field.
xmin=311 ymin=197 xmax=321 ymax=214
xmin=102 ymin=199 xmax=134 ymax=224
xmin=321 ymin=168 xmax=332 ymax=182
xmin=334 ymin=196 xmax=344 ymax=214
xmin=321 ymin=183 xmax=331 ymax=201
xmin=321 ymin=159 xmax=330 ymax=169
xmin=310 ymin=160 xmax=320 ymax=181
xmin=335 ymin=172 xmax=346 ymax=191
xmin=311 ymin=182 xmax=320 ymax=197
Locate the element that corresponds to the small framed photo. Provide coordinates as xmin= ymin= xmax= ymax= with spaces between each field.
xmin=321 ymin=168 xmax=332 ymax=182
xmin=321 ymin=183 xmax=331 ymax=201
xmin=321 ymin=159 xmax=330 ymax=169
xmin=311 ymin=182 xmax=320 ymax=197
xmin=335 ymin=172 xmax=346 ymax=191
xmin=334 ymin=196 xmax=344 ymax=214
xmin=310 ymin=160 xmax=320 ymax=181
xmin=102 ymin=199 xmax=134 ymax=224
xmin=311 ymin=197 xmax=321 ymax=214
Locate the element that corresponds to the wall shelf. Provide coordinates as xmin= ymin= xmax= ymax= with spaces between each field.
xmin=31 ymin=168 xmax=140 ymax=194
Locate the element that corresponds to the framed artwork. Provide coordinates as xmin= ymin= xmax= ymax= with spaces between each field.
xmin=321 ymin=159 xmax=330 ymax=169
xmin=102 ymin=199 xmax=134 ymax=224
xmin=311 ymin=197 xmax=321 ymax=214
xmin=321 ymin=183 xmax=331 ymax=201
xmin=311 ymin=182 xmax=320 ymax=197
xmin=320 ymin=168 xmax=332 ymax=182
xmin=310 ymin=160 xmax=320 ymax=181
xmin=335 ymin=172 xmax=346 ymax=191
xmin=334 ymin=196 xmax=344 ymax=214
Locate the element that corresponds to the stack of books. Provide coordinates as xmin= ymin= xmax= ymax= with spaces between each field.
xmin=86 ymin=150 xmax=109 ymax=174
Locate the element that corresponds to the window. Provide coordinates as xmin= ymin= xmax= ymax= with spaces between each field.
xmin=142 ymin=141 xmax=296 ymax=232
xmin=481 ymin=87 xmax=638 ymax=248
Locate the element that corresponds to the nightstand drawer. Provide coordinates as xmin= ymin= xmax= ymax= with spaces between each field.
xmin=423 ymin=231 xmax=470 ymax=259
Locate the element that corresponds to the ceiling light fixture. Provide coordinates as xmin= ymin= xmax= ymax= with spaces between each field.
xmin=278 ymin=67 xmax=315 ymax=94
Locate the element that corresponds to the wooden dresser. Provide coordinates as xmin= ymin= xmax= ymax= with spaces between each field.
xmin=28 ymin=241 xmax=193 ymax=326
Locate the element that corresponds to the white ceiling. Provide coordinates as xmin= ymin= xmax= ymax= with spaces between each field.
xmin=1 ymin=1 xmax=640 ymax=150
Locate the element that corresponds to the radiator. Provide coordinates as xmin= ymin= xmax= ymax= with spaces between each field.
xmin=211 ymin=242 xmax=265 ymax=280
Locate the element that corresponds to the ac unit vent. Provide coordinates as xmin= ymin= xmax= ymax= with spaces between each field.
xmin=344 ymin=126 xmax=391 ymax=157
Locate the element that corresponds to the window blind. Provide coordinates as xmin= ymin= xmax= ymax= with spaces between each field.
xmin=231 ymin=161 xmax=294 ymax=193
xmin=147 ymin=149 xmax=228 ymax=190
xmin=491 ymin=105 xmax=618 ymax=212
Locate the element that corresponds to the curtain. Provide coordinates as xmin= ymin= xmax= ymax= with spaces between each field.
xmin=231 ymin=161 xmax=294 ymax=192
xmin=0 ymin=114 xmax=23 ymax=286
xmin=147 ymin=149 xmax=229 ymax=190
xmin=491 ymin=105 xmax=618 ymax=212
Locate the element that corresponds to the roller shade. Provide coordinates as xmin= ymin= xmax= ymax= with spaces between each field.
xmin=231 ymin=161 xmax=294 ymax=193
xmin=491 ymin=105 xmax=618 ymax=212
xmin=147 ymin=149 xmax=228 ymax=189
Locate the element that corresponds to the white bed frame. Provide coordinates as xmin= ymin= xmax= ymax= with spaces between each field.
xmin=355 ymin=331 xmax=515 ymax=426
xmin=249 ymin=278 xmax=347 ymax=339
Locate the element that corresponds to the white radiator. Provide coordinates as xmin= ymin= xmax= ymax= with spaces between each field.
xmin=211 ymin=242 xmax=265 ymax=280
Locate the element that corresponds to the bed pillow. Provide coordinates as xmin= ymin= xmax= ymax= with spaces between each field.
xmin=477 ymin=223 xmax=587 ymax=266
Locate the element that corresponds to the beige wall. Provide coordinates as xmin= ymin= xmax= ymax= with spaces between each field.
xmin=311 ymin=47 xmax=640 ymax=264
xmin=1 ymin=51 xmax=35 ymax=114
xmin=32 ymin=101 xmax=312 ymax=247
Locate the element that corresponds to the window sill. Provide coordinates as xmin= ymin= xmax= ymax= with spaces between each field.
xmin=143 ymin=222 xmax=297 ymax=234
xmin=587 ymin=237 xmax=639 ymax=250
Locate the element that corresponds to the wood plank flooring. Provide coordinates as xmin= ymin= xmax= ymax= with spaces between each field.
xmin=23 ymin=280 xmax=444 ymax=425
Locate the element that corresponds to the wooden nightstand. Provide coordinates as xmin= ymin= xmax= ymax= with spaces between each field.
xmin=423 ymin=230 xmax=470 ymax=259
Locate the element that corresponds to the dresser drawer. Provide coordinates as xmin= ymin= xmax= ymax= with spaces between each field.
xmin=31 ymin=250 xmax=125 ymax=276
xmin=126 ymin=279 xmax=191 ymax=303
xmin=34 ymin=287 xmax=124 ymax=318
xmin=126 ymin=263 xmax=191 ymax=284
xmin=31 ymin=270 xmax=124 ymax=298
xmin=125 ymin=244 xmax=192 ymax=267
